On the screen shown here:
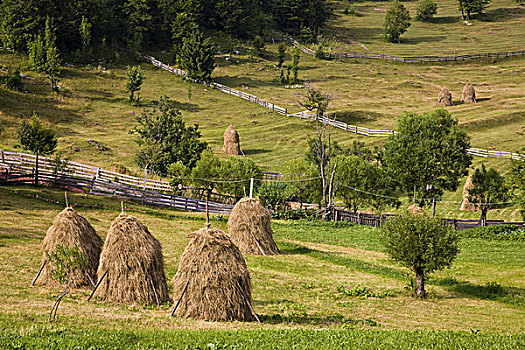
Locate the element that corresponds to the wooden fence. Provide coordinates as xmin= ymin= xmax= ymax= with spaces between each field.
xmin=143 ymin=55 xmax=524 ymax=161
xmin=333 ymin=209 xmax=524 ymax=230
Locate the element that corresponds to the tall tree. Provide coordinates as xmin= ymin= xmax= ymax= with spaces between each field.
xmin=124 ymin=0 xmax=152 ymax=52
xmin=383 ymin=109 xmax=472 ymax=211
xmin=384 ymin=0 xmax=411 ymax=43
xmin=17 ymin=113 xmax=58 ymax=184
xmin=511 ymin=157 xmax=525 ymax=220
xmin=178 ymin=30 xmax=216 ymax=82
xmin=468 ymin=165 xmax=509 ymax=226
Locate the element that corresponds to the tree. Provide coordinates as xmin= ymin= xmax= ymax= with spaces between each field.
xmin=291 ymin=48 xmax=300 ymax=83
xmin=132 ymin=96 xmax=207 ymax=175
xmin=27 ymin=16 xmax=60 ymax=91
xmin=252 ymin=36 xmax=265 ymax=57
xmin=46 ymin=244 xmax=87 ymax=322
xmin=416 ymin=0 xmax=438 ymax=22
xmin=384 ymin=109 xmax=472 ymax=212
xmin=381 ymin=214 xmax=459 ymax=298
xmin=384 ymin=1 xmax=411 ymax=43
xmin=126 ymin=65 xmax=144 ymax=104
xmin=17 ymin=113 xmax=58 ymax=184
xmin=123 ymin=0 xmax=152 ymax=52
xmin=178 ymin=30 xmax=216 ymax=82
xmin=468 ymin=165 xmax=510 ymax=226
xmin=315 ymin=42 xmax=325 ymax=59
xmin=171 ymin=12 xmax=198 ymax=52
xmin=457 ymin=0 xmax=492 ymax=20
xmin=277 ymin=43 xmax=286 ymax=67
xmin=511 ymin=157 xmax=525 ymax=220
xmin=1 ymin=68 xmax=23 ymax=91
xmin=79 ymin=16 xmax=92 ymax=60
xmin=282 ymin=158 xmax=322 ymax=207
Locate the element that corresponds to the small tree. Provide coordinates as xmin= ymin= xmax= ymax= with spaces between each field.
xmin=79 ymin=16 xmax=92 ymax=60
xmin=457 ymin=0 xmax=492 ymax=20
xmin=416 ymin=0 xmax=438 ymax=22
xmin=46 ymin=244 xmax=87 ymax=322
xmin=468 ymin=165 xmax=509 ymax=226
xmin=178 ymin=30 xmax=216 ymax=83
xmin=252 ymin=36 xmax=265 ymax=57
xmin=1 ymin=68 xmax=23 ymax=91
xmin=126 ymin=65 xmax=144 ymax=104
xmin=315 ymin=42 xmax=325 ymax=59
xmin=381 ymin=214 xmax=459 ymax=298
xmin=171 ymin=12 xmax=198 ymax=52
xmin=277 ymin=44 xmax=286 ymax=67
xmin=282 ymin=158 xmax=322 ymax=207
xmin=384 ymin=1 xmax=411 ymax=43
xmin=17 ymin=113 xmax=58 ymax=184
xmin=291 ymin=48 xmax=300 ymax=83
xmin=27 ymin=16 xmax=60 ymax=91
xmin=511 ymin=157 xmax=525 ymax=220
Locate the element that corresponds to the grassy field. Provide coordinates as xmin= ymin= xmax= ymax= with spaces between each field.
xmin=0 ymin=186 xmax=524 ymax=348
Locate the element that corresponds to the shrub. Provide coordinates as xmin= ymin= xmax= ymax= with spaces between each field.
xmin=384 ymin=1 xmax=411 ymax=43
xmin=1 ymin=68 xmax=23 ymax=91
xmin=416 ymin=0 xmax=438 ymax=22
xmin=258 ymin=183 xmax=288 ymax=211
xmin=461 ymin=224 xmax=525 ymax=241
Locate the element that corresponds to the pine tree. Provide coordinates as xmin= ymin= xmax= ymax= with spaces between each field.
xmin=178 ymin=30 xmax=216 ymax=83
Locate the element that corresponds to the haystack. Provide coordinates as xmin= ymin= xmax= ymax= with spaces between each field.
xmin=95 ymin=213 xmax=169 ymax=305
xmin=407 ymin=203 xmax=426 ymax=215
xmin=228 ymin=197 xmax=279 ymax=255
xmin=460 ymin=175 xmax=479 ymax=211
xmin=437 ymin=87 xmax=453 ymax=106
xmin=40 ymin=208 xmax=103 ymax=288
xmin=171 ymin=227 xmax=254 ymax=321
xmin=222 ymin=124 xmax=242 ymax=155
xmin=461 ymin=82 xmax=476 ymax=103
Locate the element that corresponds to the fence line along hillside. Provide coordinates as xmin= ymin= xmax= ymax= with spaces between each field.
xmin=143 ymin=55 xmax=524 ymax=161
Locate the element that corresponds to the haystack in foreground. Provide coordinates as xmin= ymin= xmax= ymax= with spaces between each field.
xmin=222 ymin=124 xmax=242 ymax=155
xmin=438 ymin=87 xmax=453 ymax=106
xmin=40 ymin=208 xmax=103 ymax=288
xmin=461 ymin=82 xmax=476 ymax=103
xmin=172 ymin=227 xmax=254 ymax=321
xmin=407 ymin=204 xmax=426 ymax=215
xmin=228 ymin=197 xmax=279 ymax=255
xmin=95 ymin=213 xmax=169 ymax=305
xmin=460 ymin=175 xmax=479 ymax=211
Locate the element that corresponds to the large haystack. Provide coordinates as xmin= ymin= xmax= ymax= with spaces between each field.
xmin=40 ymin=208 xmax=103 ymax=288
xmin=460 ymin=175 xmax=479 ymax=211
xmin=222 ymin=124 xmax=242 ymax=155
xmin=437 ymin=87 xmax=453 ymax=106
xmin=228 ymin=197 xmax=279 ymax=255
xmin=407 ymin=203 xmax=426 ymax=215
xmin=95 ymin=213 xmax=169 ymax=305
xmin=172 ymin=227 xmax=254 ymax=321
xmin=461 ymin=82 xmax=476 ymax=103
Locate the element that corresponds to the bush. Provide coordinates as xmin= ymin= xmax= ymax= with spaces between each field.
xmin=461 ymin=224 xmax=525 ymax=241
xmin=416 ymin=0 xmax=438 ymax=22
xmin=271 ymin=209 xmax=317 ymax=220
xmin=258 ymin=183 xmax=288 ymax=211
xmin=384 ymin=1 xmax=411 ymax=43
xmin=1 ymin=69 xmax=23 ymax=91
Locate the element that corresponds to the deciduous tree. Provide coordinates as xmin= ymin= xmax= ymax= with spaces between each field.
xmin=468 ymin=165 xmax=509 ymax=225
xmin=384 ymin=1 xmax=411 ymax=43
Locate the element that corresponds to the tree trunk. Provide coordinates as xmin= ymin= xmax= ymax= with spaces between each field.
xmin=480 ymin=209 xmax=488 ymax=226
xmin=415 ymin=268 xmax=425 ymax=298
xmin=35 ymin=153 xmax=39 ymax=185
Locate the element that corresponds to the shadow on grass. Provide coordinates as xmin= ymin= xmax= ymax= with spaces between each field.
xmin=479 ymin=7 xmax=525 ymax=22
xmin=259 ymin=313 xmax=379 ymax=327
xmin=404 ymin=36 xmax=447 ymax=45
xmin=0 ymin=227 xmax=41 ymax=241
xmin=243 ymin=149 xmax=271 ymax=155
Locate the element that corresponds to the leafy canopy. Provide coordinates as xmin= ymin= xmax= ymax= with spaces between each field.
xmin=468 ymin=165 xmax=510 ymax=222
xmin=18 ymin=113 xmax=57 ymax=156
xmin=177 ymin=30 xmax=216 ymax=83
xmin=384 ymin=1 xmax=411 ymax=43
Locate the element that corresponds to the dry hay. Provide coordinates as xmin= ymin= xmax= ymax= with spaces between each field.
xmin=407 ymin=204 xmax=426 ymax=215
xmin=40 ymin=208 xmax=103 ymax=288
xmin=461 ymin=82 xmax=476 ymax=103
xmin=222 ymin=124 xmax=242 ymax=155
xmin=460 ymin=175 xmax=479 ymax=211
xmin=95 ymin=213 xmax=170 ymax=305
xmin=228 ymin=197 xmax=279 ymax=255
xmin=437 ymin=87 xmax=453 ymax=106
xmin=172 ymin=227 xmax=254 ymax=321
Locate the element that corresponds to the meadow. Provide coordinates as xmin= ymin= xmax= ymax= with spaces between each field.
xmin=0 ymin=186 xmax=524 ymax=349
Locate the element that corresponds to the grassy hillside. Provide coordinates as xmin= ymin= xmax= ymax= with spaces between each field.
xmin=1 ymin=186 xmax=524 ymax=343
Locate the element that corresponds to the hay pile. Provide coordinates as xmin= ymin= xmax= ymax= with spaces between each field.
xmin=228 ymin=197 xmax=279 ymax=255
xmin=438 ymin=87 xmax=453 ymax=106
xmin=222 ymin=124 xmax=242 ymax=155
xmin=461 ymin=82 xmax=476 ymax=103
xmin=460 ymin=175 xmax=479 ymax=211
xmin=95 ymin=213 xmax=169 ymax=305
xmin=407 ymin=204 xmax=426 ymax=215
xmin=40 ymin=208 xmax=103 ymax=288
xmin=171 ymin=227 xmax=254 ymax=321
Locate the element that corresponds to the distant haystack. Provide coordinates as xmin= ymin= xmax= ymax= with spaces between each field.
xmin=95 ymin=213 xmax=169 ymax=305
xmin=407 ymin=203 xmax=426 ymax=215
xmin=228 ymin=197 xmax=279 ymax=255
xmin=461 ymin=82 xmax=476 ymax=103
xmin=171 ymin=227 xmax=254 ymax=321
xmin=223 ymin=124 xmax=242 ymax=155
xmin=438 ymin=87 xmax=453 ymax=106
xmin=40 ymin=208 xmax=103 ymax=288
xmin=460 ymin=175 xmax=479 ymax=211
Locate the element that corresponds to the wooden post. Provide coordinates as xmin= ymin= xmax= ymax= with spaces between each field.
xmin=88 ymin=270 xmax=108 ymax=301
xmin=65 ymin=191 xmax=69 ymax=207
xmin=31 ymin=260 xmax=47 ymax=285
xmin=206 ymin=189 xmax=211 ymax=226
xmin=238 ymin=282 xmax=261 ymax=324
xmin=149 ymin=275 xmax=160 ymax=306
xmin=170 ymin=280 xmax=190 ymax=317
xmin=249 ymin=178 xmax=254 ymax=198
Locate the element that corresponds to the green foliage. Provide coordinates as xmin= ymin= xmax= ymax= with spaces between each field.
xmin=27 ymin=17 xmax=60 ymax=90
xmin=273 ymin=0 xmax=333 ymax=36
xmin=381 ymin=214 xmax=459 ymax=297
xmin=301 ymin=84 xmax=329 ymax=117
xmin=125 ymin=65 xmax=144 ymax=104
xmin=336 ymin=285 xmax=393 ymax=299
xmin=416 ymin=0 xmax=438 ymax=22
xmin=457 ymin=0 xmax=492 ymax=20
xmin=46 ymin=244 xmax=87 ymax=285
xmin=291 ymin=48 xmax=300 ymax=83
xmin=178 ymin=30 xmax=216 ymax=83
xmin=133 ymin=96 xmax=207 ymax=175
xmin=17 ymin=113 xmax=57 ymax=158
xmin=277 ymin=43 xmax=286 ymax=67
xmin=461 ymin=224 xmax=525 ymax=241
xmin=300 ymin=26 xmax=316 ymax=44
xmin=468 ymin=165 xmax=509 ymax=224
xmin=124 ymin=0 xmax=152 ymax=53
xmin=257 ymin=183 xmax=288 ymax=211
xmin=384 ymin=1 xmax=411 ymax=43
xmin=315 ymin=42 xmax=325 ymax=59
xmin=510 ymin=158 xmax=525 ymax=220
xmin=79 ymin=16 xmax=92 ymax=60
xmin=1 ymin=68 xmax=23 ymax=91
xmin=252 ymin=36 xmax=265 ymax=57
xmin=282 ymin=158 xmax=322 ymax=205
xmin=171 ymin=12 xmax=198 ymax=51
xmin=383 ymin=109 xmax=472 ymax=208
